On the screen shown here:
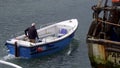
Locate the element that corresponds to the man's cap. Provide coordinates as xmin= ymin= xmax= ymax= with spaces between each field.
xmin=31 ymin=23 xmax=36 ymax=26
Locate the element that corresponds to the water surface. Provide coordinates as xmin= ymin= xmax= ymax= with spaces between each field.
xmin=0 ymin=0 xmax=97 ymax=68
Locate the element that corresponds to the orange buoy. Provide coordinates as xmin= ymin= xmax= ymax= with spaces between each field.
xmin=37 ymin=47 xmax=43 ymax=52
xmin=112 ymin=0 xmax=120 ymax=2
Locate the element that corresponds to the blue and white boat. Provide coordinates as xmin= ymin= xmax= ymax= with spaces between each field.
xmin=5 ymin=19 xmax=78 ymax=58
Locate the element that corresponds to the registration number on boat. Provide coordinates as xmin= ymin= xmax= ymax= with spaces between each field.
xmin=107 ymin=52 xmax=120 ymax=64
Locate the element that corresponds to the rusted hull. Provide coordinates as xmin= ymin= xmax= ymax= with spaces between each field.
xmin=87 ymin=0 xmax=120 ymax=67
xmin=87 ymin=39 xmax=120 ymax=68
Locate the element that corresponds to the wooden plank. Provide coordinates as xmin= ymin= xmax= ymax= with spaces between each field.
xmin=98 ymin=19 xmax=120 ymax=27
xmin=87 ymin=38 xmax=120 ymax=45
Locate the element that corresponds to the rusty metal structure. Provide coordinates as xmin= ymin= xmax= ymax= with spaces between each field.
xmin=86 ymin=0 xmax=120 ymax=68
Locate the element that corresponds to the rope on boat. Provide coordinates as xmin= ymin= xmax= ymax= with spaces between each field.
xmin=0 ymin=60 xmax=22 ymax=68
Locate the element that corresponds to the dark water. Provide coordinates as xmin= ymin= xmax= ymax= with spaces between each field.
xmin=0 ymin=0 xmax=97 ymax=68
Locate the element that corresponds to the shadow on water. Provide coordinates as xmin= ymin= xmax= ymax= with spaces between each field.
xmin=1 ymin=38 xmax=80 ymax=68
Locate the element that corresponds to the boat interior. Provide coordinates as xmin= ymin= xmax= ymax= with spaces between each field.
xmin=15 ymin=24 xmax=73 ymax=43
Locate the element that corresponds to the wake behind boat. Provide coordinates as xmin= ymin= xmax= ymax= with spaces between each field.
xmin=5 ymin=19 xmax=78 ymax=58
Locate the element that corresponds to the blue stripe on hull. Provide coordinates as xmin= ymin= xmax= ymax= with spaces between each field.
xmin=6 ymin=33 xmax=74 ymax=58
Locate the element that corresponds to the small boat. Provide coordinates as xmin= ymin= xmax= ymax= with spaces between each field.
xmin=86 ymin=0 xmax=120 ymax=68
xmin=5 ymin=19 xmax=78 ymax=58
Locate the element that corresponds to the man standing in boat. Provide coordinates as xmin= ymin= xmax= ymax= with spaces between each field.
xmin=25 ymin=23 xmax=39 ymax=43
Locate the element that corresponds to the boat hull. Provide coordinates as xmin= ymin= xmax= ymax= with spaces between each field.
xmin=87 ymin=41 xmax=120 ymax=68
xmin=6 ymin=33 xmax=74 ymax=59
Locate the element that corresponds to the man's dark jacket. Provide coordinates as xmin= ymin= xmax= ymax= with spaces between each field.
xmin=25 ymin=26 xmax=38 ymax=39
